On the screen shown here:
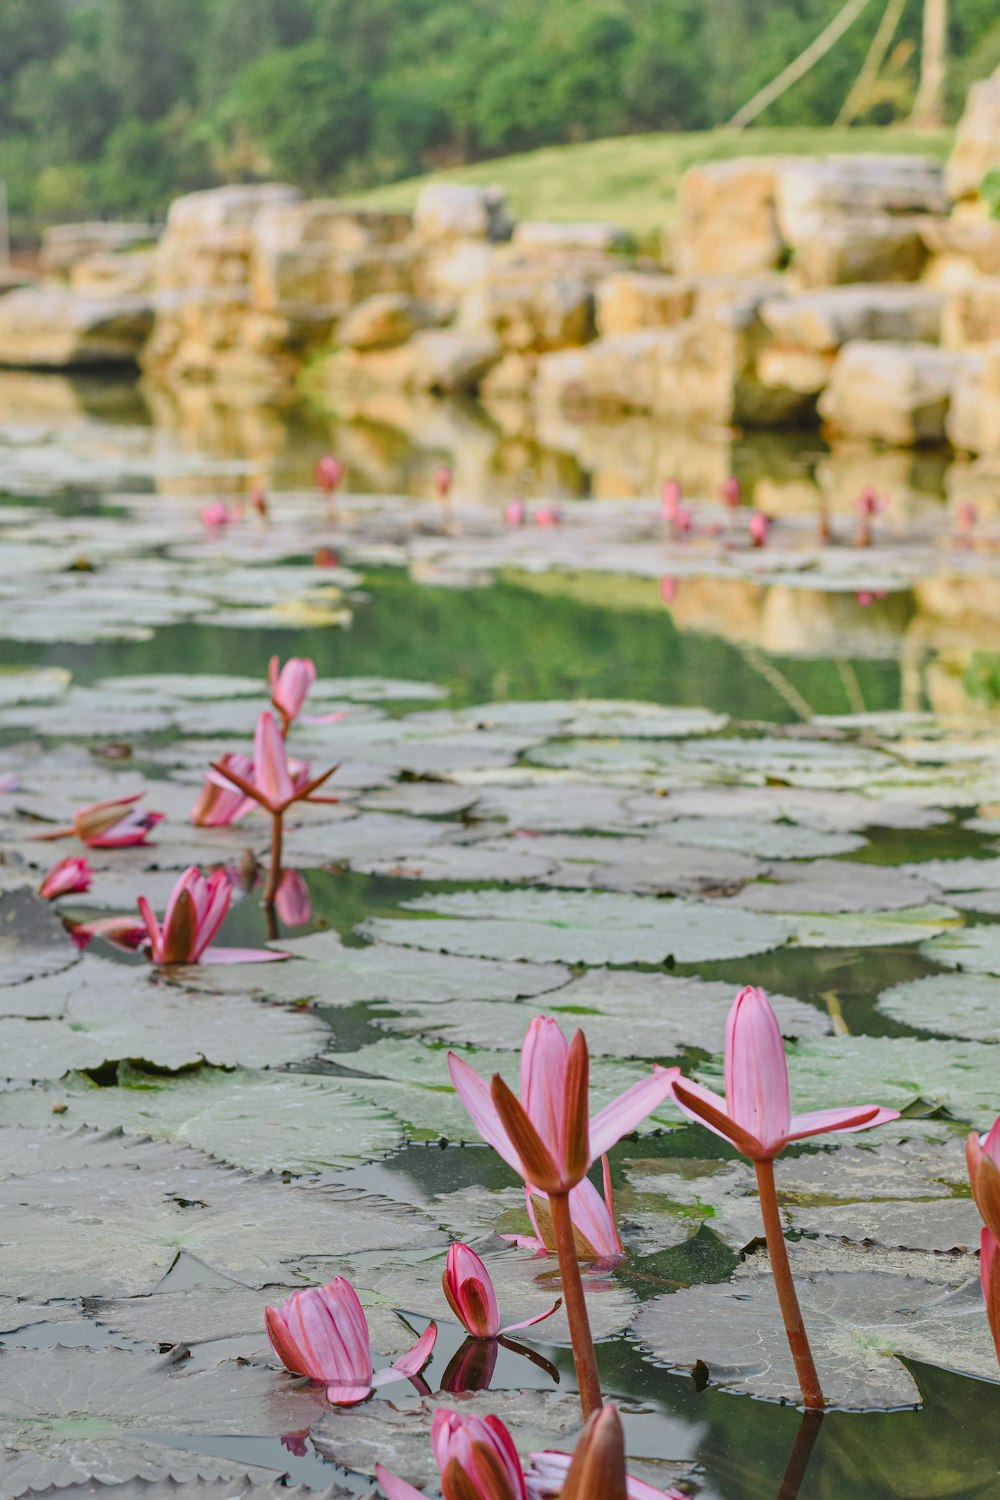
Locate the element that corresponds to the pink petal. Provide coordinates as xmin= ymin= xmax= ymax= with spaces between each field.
xmin=589 ymin=1066 xmax=680 ymax=1159
xmin=520 ymin=1016 xmax=570 ymax=1158
xmin=448 ymin=1052 xmax=524 ymax=1175
xmin=301 ymin=710 xmax=347 ymax=725
xmin=199 ymin=946 xmax=290 ymax=963
xmin=783 ymin=1104 xmax=900 ymax=1145
xmin=386 ymin=1321 xmax=437 ymax=1380
xmin=375 ymin=1463 xmax=428 ymax=1500
xmin=499 ymin=1297 xmax=562 ymax=1336
xmin=982 ymin=1118 xmax=1000 ymax=1170
xmin=325 ymin=1380 xmax=373 ymax=1405
xmin=725 ymin=987 xmax=790 ymax=1151
xmin=670 ymin=1077 xmax=764 ymax=1158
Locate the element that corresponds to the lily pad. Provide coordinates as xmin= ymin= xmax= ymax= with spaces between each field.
xmin=726 ymin=860 xmax=940 ymax=914
xmin=633 ymin=1266 xmax=996 ymax=1408
xmin=0 ymin=668 xmax=71 ymax=707
xmin=877 ymin=972 xmax=1000 ymax=1042
xmin=0 ymin=888 xmax=80 ymax=987
xmin=922 ymin=924 xmax=1000 ymax=977
xmin=0 ymin=1068 xmax=402 ymax=1176
xmin=779 ymin=904 xmax=961 ymax=949
xmin=362 ymin=889 xmax=794 ymax=965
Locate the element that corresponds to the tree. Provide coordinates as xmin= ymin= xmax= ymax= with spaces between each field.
xmin=102 ymin=0 xmax=200 ymax=122
xmin=201 ymin=0 xmax=314 ymax=103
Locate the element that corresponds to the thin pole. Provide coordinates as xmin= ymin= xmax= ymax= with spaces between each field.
xmin=911 ymin=0 xmax=948 ymax=128
xmin=0 ymin=182 xmax=9 ymax=272
xmin=837 ymin=0 xmax=909 ymax=126
xmin=727 ymin=0 xmax=875 ymax=130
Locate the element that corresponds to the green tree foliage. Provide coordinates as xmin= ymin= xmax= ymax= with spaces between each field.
xmin=1 ymin=0 xmax=998 ymax=239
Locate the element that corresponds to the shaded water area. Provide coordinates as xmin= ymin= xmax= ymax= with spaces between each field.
xmin=2 ymin=372 xmax=1000 ymax=1498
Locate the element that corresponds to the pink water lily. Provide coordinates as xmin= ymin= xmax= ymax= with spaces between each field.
xmin=505 ymin=497 xmax=526 ymax=527
xmin=507 ymin=1156 xmax=624 ymax=1265
xmin=748 ymin=511 xmax=770 ymax=547
xmin=967 ymin=1118 xmax=1000 ymax=1361
xmin=434 ymin=464 xmax=453 ymax=500
xmin=139 ymin=865 xmax=285 ymax=965
xmin=661 ymin=478 xmax=681 ymax=521
xmin=269 ymin=655 xmax=316 ymax=730
xmin=39 ymin=856 xmax=93 ymax=900
xmin=36 ymin=793 xmax=164 ymax=849
xmin=265 ymin=1278 xmax=436 ymax=1406
xmin=192 ymin=752 xmax=256 ymax=827
xmin=527 ymin=1408 xmax=683 ymax=1499
xmin=71 ymin=914 xmax=149 ymax=952
xmin=274 ymin=868 xmax=312 ymax=926
xmin=316 ymin=454 xmax=345 ymax=494
xmin=720 ymin=475 xmax=741 ymax=510
xmin=448 ymin=1016 xmax=678 ymax=1196
xmin=212 ymin=711 xmax=337 ymax=818
xmin=671 ymin=986 xmax=899 ymax=1163
xmin=377 ymin=1408 xmax=528 ymax=1500
xmin=442 ymin=1242 xmax=561 ymax=1340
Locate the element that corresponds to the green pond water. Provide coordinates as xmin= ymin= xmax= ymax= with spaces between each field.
xmin=2 ymin=377 xmax=1000 ymax=1500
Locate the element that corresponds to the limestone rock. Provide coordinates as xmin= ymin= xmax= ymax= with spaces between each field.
xmin=595 ymin=272 xmax=694 ymax=337
xmin=512 ymin=221 xmax=632 ymax=255
xmin=676 ymin=158 xmax=786 ymax=278
xmin=251 ymin=200 xmax=414 ymax=318
xmin=338 ymin=293 xmax=441 ymax=350
xmin=41 ymin=222 xmax=160 ymax=277
xmin=947 ymin=68 xmax=1000 ymax=202
xmin=329 ymin=326 xmax=502 ymax=395
xmin=413 ymin=183 xmax=511 ymax=243
xmin=0 ymin=286 xmax=153 ymax=368
xmin=761 ymin=285 xmax=944 ymax=352
xmin=165 ymin=183 xmax=302 ymax=237
xmin=70 ymin=251 xmax=157 ymax=298
xmin=819 ymin=341 xmax=974 ymax=445
xmin=942 ymin=279 xmax=1000 ymax=350
xmin=534 ymin=329 xmax=667 ymax=414
xmin=946 ymin=352 xmax=991 ymax=453
xmin=793 ymin=217 xmax=930 ymax=287
xmin=755 ymin=345 xmax=833 ymax=396
xmin=465 ymin=264 xmax=598 ymax=353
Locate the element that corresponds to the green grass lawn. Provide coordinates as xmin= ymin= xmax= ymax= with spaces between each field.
xmin=352 ymin=126 xmax=953 ymax=239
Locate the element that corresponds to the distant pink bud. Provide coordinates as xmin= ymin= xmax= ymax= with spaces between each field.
xmin=720 ymin=476 xmax=741 ymax=510
xmin=748 ymin=511 xmax=769 ymax=547
xmin=534 ymin=506 xmax=561 ymax=528
xmin=200 ymin=501 xmax=232 ymax=529
xmin=39 ymin=856 xmax=93 ymax=900
xmin=316 ymin=455 xmax=345 ymax=494
xmin=661 ymin=479 xmax=681 ymax=522
xmin=505 ymin=498 xmax=527 ymax=527
xmin=275 ymin=868 xmax=311 ymax=927
xmin=434 ymin=464 xmax=453 ymax=500
xmin=957 ymin=501 xmax=977 ymax=536
xmin=36 ymin=794 xmax=165 ymax=849
xmin=659 ymin=576 xmax=679 ymax=605
xmin=268 ymin=655 xmax=317 ymax=727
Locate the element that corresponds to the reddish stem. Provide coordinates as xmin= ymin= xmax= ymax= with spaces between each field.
xmin=263 ymin=810 xmax=284 ymax=906
xmin=755 ymin=1159 xmax=825 ymax=1411
xmin=548 ymin=1188 xmax=603 ymax=1420
xmin=776 ymin=1410 xmax=824 ymax=1500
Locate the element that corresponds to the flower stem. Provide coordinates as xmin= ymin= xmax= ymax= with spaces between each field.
xmin=776 ymin=1409 xmax=824 ymax=1500
xmin=264 ymin=811 xmax=284 ymax=906
xmin=548 ymin=1189 xmax=603 ymax=1420
xmin=755 ymin=1159 xmax=825 ymax=1410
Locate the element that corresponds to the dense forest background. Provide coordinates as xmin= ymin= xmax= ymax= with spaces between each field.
xmin=2 ymin=0 xmax=999 ymax=233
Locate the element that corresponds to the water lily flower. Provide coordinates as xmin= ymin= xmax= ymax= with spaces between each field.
xmin=506 ymin=1157 xmax=624 ymax=1265
xmin=720 ymin=475 xmax=741 ymax=511
xmin=434 ymin=464 xmax=453 ymax=500
xmin=443 ymin=1242 xmax=561 ymax=1339
xmin=527 ymin=1407 xmax=682 ymax=1500
xmin=39 ymin=856 xmax=93 ymax=900
xmin=448 ymin=1016 xmax=678 ymax=1198
xmin=534 ymin=506 xmax=561 ymax=527
xmin=274 ymin=868 xmax=312 ymax=927
xmin=36 ymin=793 xmax=164 ymax=849
xmin=200 ymin=500 xmax=236 ymax=528
xmin=671 ymin=986 xmax=899 ymax=1162
xmin=661 ymin=478 xmax=681 ymax=521
xmin=659 ymin=576 xmax=679 ymax=605
xmin=70 ymin=914 xmax=150 ymax=952
xmin=316 ymin=454 xmax=345 ymax=494
xmin=748 ymin=511 xmax=770 ymax=548
xmin=212 ymin=711 xmax=338 ymax=819
xmin=139 ymin=865 xmax=285 ymax=965
xmin=192 ymin=752 xmax=256 ymax=827
xmin=505 ymin=497 xmax=526 ymax=527
xmin=268 ymin=655 xmax=317 ymax=730
xmin=967 ymin=1118 xmax=1000 ymax=1360
xmin=265 ymin=1278 xmax=436 ymax=1406
xmin=377 ymin=1409 xmax=528 ymax=1500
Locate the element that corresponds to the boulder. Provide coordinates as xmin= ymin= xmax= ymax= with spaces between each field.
xmin=165 ymin=183 xmax=302 ymax=237
xmin=337 ymin=293 xmax=441 ymax=350
xmin=946 ymin=351 xmax=991 ymax=452
xmin=329 ymin=327 xmax=502 ymax=395
xmin=922 ymin=210 xmax=1000 ymax=286
xmin=535 ymin=329 xmax=667 ymax=414
xmin=512 ymin=221 xmax=632 ymax=255
xmin=251 ymin=199 xmax=414 ymax=317
xmin=792 ymin=217 xmax=929 ymax=287
xmin=946 ymin=68 xmax=1000 ymax=202
xmin=41 ymin=221 xmax=159 ymax=276
xmin=464 ymin=264 xmax=598 ymax=352
xmin=676 ymin=158 xmax=786 ymax=278
xmin=819 ymin=341 xmax=974 ymax=445
xmin=413 ymin=183 xmax=511 ymax=243
xmin=0 ymin=286 xmax=153 ymax=368
xmin=760 ymin=285 xmax=944 ymax=351
xmin=595 ymin=272 xmax=694 ymax=337
xmin=70 ymin=250 xmax=157 ymax=298
xmin=942 ymin=279 xmax=1000 ymax=349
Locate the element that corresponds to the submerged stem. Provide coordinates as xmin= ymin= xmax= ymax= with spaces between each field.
xmin=755 ymin=1158 xmax=825 ymax=1411
xmin=548 ymin=1188 xmax=603 ymax=1419
xmin=263 ymin=810 xmax=284 ymax=906
xmin=776 ymin=1409 xmax=824 ymax=1500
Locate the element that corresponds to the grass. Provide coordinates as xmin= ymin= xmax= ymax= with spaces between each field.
xmin=352 ymin=126 xmax=953 ymax=240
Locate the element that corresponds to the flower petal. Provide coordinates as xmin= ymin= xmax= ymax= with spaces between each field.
xmin=387 ymin=1321 xmax=437 ymax=1380
xmin=670 ymin=1077 xmax=764 ymax=1158
xmin=325 ymin=1380 xmax=373 ymax=1405
xmin=783 ymin=1104 xmax=900 ymax=1146
xmin=200 ymin=946 xmax=290 ymax=963
xmin=589 ymin=1067 xmax=680 ymax=1159
xmin=448 ymin=1052 xmax=524 ymax=1175
xmin=725 ymin=987 xmax=790 ymax=1150
xmin=374 ymin=1464 xmax=428 ymax=1500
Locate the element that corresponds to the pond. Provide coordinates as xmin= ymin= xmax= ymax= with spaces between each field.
xmin=1 ymin=372 xmax=999 ymax=1499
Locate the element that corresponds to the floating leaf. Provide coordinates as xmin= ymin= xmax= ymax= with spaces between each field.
xmin=878 ymin=972 xmax=1000 ymax=1042
xmin=0 ymin=889 xmax=80 ymax=988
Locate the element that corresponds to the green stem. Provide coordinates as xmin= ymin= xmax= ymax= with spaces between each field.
xmin=263 ymin=810 xmax=284 ymax=907
xmin=755 ymin=1159 xmax=825 ymax=1411
xmin=548 ymin=1189 xmax=603 ymax=1420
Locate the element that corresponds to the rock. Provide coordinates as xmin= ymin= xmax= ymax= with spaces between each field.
xmin=464 ymin=264 xmax=598 ymax=353
xmin=416 ymin=239 xmax=495 ymax=301
xmin=70 ymin=250 xmax=157 ymax=298
xmin=0 ymin=286 xmax=153 ymax=368
xmin=512 ymin=221 xmax=633 ymax=255
xmin=755 ymin=345 xmax=833 ymax=396
xmin=338 ymin=293 xmax=441 ymax=350
xmin=595 ymin=272 xmax=694 ymax=337
xmin=922 ymin=209 xmax=1000 ymax=285
xmin=251 ymin=200 xmax=414 ymax=318
xmin=41 ymin=222 xmax=160 ymax=277
xmin=535 ymin=329 xmax=667 ymax=414
xmin=942 ymin=279 xmax=1000 ymax=349
xmin=479 ymin=350 xmax=538 ymax=399
xmin=819 ymin=341 xmax=974 ymax=445
xmin=676 ymin=158 xmax=786 ymax=278
xmin=760 ymin=285 xmax=944 ymax=352
xmin=165 ymin=183 xmax=302 ymax=237
xmin=946 ymin=67 xmax=1000 ymax=202
xmin=793 ymin=216 xmax=930 ymax=287
xmin=946 ymin=351 xmax=991 ymax=452
xmin=413 ymin=184 xmax=511 ymax=243
xmin=329 ymin=326 xmax=502 ymax=395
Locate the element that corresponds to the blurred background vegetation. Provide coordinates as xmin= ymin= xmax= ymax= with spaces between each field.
xmin=2 ymin=0 xmax=998 ymax=238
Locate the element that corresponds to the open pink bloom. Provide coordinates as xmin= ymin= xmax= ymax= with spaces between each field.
xmin=748 ymin=511 xmax=769 ymax=547
xmin=71 ymin=914 xmax=149 ymax=952
xmin=506 ymin=1156 xmax=624 ymax=1265
xmin=269 ymin=655 xmax=317 ymax=728
xmin=139 ymin=865 xmax=285 ymax=965
xmin=448 ymin=1016 xmax=678 ymax=1195
xmin=967 ymin=1120 xmax=1000 ymax=1360
xmin=671 ymin=986 xmax=899 ymax=1162
xmin=192 ymin=753 xmax=256 ymax=827
xmin=661 ymin=478 xmax=681 ymax=521
xmin=443 ymin=1242 xmax=561 ymax=1339
xmin=275 ymin=868 xmax=312 ymax=926
xmin=39 ymin=856 xmax=93 ymax=900
xmin=377 ymin=1409 xmax=528 ymax=1500
xmin=266 ymin=1278 xmax=436 ymax=1406
xmin=36 ymin=793 xmax=164 ymax=849
xmin=720 ymin=475 xmax=741 ymax=510
xmin=526 ymin=1444 xmax=682 ymax=1499
xmin=316 ymin=454 xmax=345 ymax=494
xmin=212 ymin=711 xmax=338 ymax=817
xmin=434 ymin=464 xmax=453 ymax=500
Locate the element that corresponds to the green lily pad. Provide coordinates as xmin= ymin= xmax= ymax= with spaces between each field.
xmin=0 ymin=889 xmax=81 ymax=988
xmin=878 ymin=972 xmax=1000 ymax=1042
xmin=922 ymin=924 xmax=1000 ymax=977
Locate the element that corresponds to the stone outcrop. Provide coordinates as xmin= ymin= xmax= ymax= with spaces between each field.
xmin=676 ymin=160 xmax=786 ymax=279
xmin=595 ymin=272 xmax=694 ymax=337
xmin=0 ymin=286 xmax=153 ymax=368
xmin=818 ymin=341 xmax=975 ymax=445
xmin=41 ymin=221 xmax=160 ymax=277
xmin=946 ymin=70 xmax=1000 ymax=202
